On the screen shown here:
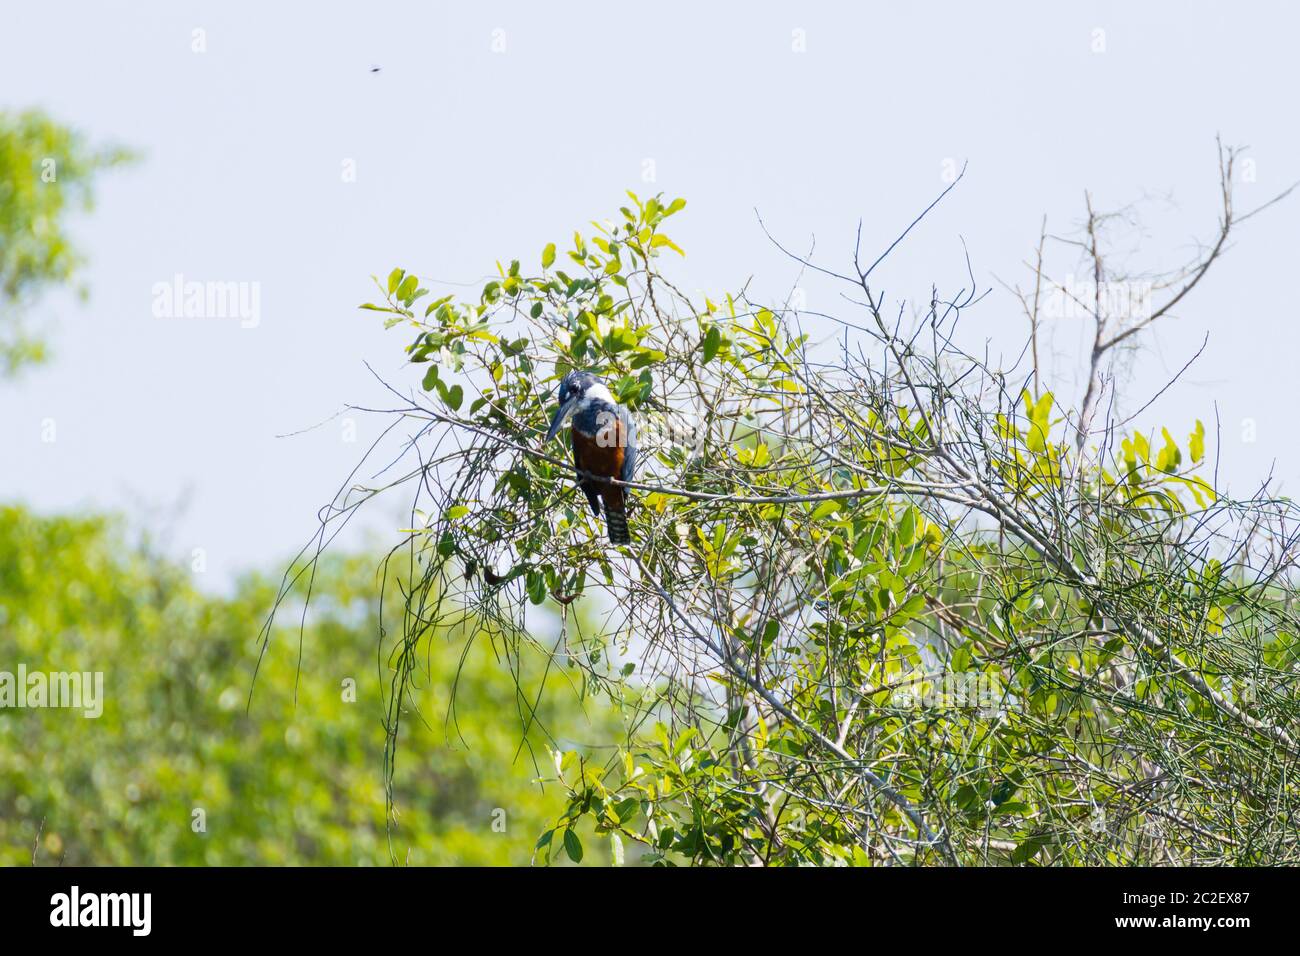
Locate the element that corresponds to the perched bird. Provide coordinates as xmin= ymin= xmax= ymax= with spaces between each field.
xmin=544 ymin=371 xmax=637 ymax=544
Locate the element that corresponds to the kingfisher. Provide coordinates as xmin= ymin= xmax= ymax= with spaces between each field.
xmin=544 ymin=371 xmax=638 ymax=544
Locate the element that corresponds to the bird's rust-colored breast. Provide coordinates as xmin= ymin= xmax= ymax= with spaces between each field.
xmin=572 ymin=419 xmax=627 ymax=479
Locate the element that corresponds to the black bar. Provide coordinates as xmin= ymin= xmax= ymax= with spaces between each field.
xmin=0 ymin=866 xmax=1283 ymax=942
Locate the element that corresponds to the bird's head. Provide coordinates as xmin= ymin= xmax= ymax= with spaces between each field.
xmin=545 ymin=371 xmax=613 ymax=442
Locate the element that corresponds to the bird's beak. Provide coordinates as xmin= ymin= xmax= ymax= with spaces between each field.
xmin=545 ymin=396 xmax=577 ymax=443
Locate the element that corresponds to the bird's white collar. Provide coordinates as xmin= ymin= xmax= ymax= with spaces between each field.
xmin=579 ymin=382 xmax=616 ymax=406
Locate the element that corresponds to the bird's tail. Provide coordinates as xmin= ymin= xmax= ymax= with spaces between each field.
xmin=605 ymin=510 xmax=631 ymax=545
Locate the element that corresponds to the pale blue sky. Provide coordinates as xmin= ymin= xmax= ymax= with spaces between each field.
xmin=3 ymin=1 xmax=1298 ymax=586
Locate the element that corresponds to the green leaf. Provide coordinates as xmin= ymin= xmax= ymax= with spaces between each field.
xmin=542 ymin=242 xmax=556 ymax=268
xmin=650 ymin=234 xmax=685 ymax=256
xmin=563 ymin=828 xmax=583 ymax=863
xmin=811 ymin=499 xmax=841 ymax=521
xmin=1156 ymin=428 xmax=1181 ymax=474
xmin=1011 ymin=836 xmax=1048 ymax=865
xmin=896 ymin=594 xmax=926 ymax=621
xmin=526 ymin=571 xmax=546 ymax=606
xmin=606 ymin=327 xmax=639 ymax=353
xmin=897 ymin=508 xmax=916 ymax=549
xmin=397 ymin=274 xmax=418 ymax=302
xmin=1024 ymin=390 xmax=1053 ymax=452
xmin=629 ymin=349 xmax=666 ymax=369
xmin=702 ymin=326 xmax=721 ymax=364
xmin=1032 ymin=391 xmax=1053 ymax=428
xmin=387 ymin=268 xmax=405 ymax=295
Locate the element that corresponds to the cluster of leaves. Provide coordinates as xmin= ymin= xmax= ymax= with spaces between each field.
xmin=356 ymin=193 xmax=706 ymax=602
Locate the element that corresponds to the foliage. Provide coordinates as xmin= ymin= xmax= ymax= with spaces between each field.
xmin=0 ymin=110 xmax=131 ymax=375
xmin=326 ymin=150 xmax=1300 ymax=865
xmin=0 ymin=506 xmax=613 ymax=865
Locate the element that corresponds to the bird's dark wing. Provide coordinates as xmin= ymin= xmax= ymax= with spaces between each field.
xmin=618 ymin=405 xmax=638 ymax=483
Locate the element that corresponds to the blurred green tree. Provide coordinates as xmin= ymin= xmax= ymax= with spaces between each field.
xmin=0 ymin=110 xmax=130 ymax=375
xmin=0 ymin=506 xmax=615 ymax=865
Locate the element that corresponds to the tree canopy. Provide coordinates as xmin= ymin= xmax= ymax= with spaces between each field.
xmin=297 ymin=145 xmax=1300 ymax=865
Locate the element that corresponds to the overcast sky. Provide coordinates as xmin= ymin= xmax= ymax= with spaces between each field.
xmin=3 ymin=1 xmax=1299 ymax=588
